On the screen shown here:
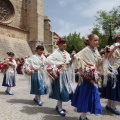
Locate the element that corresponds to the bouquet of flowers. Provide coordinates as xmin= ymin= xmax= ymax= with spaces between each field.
xmin=46 ymin=65 xmax=60 ymax=79
xmin=80 ymin=66 xmax=95 ymax=84
xmin=0 ymin=63 xmax=7 ymax=69
xmin=23 ymin=64 xmax=34 ymax=75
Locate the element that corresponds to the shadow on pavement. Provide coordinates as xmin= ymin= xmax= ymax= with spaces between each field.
xmin=7 ymin=99 xmax=35 ymax=105
xmin=0 ymin=91 xmax=7 ymax=95
xmin=20 ymin=106 xmax=78 ymax=120
xmin=43 ymin=115 xmax=78 ymax=120
xmin=101 ymin=107 xmax=115 ymax=116
xmin=20 ymin=106 xmax=57 ymax=115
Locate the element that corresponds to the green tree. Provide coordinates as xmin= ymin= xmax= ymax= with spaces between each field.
xmin=95 ymin=6 xmax=120 ymax=45
xmin=64 ymin=32 xmax=84 ymax=53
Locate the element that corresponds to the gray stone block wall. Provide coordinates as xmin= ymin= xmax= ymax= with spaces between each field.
xmin=0 ymin=0 xmax=53 ymax=58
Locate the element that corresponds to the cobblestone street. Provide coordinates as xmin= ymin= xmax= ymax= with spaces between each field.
xmin=0 ymin=73 xmax=120 ymax=120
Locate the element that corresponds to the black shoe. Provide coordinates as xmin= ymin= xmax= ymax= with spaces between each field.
xmin=56 ymin=106 xmax=66 ymax=112
xmin=33 ymin=98 xmax=38 ymax=103
xmin=85 ymin=117 xmax=89 ymax=120
xmin=38 ymin=102 xmax=43 ymax=106
xmin=57 ymin=109 xmax=66 ymax=117
xmin=79 ymin=116 xmax=89 ymax=120
xmin=106 ymin=105 xmax=111 ymax=111
xmin=111 ymin=108 xmax=120 ymax=115
xmin=79 ymin=116 xmax=82 ymax=120
xmin=5 ymin=90 xmax=14 ymax=95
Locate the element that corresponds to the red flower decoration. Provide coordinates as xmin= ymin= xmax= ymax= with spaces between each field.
xmin=40 ymin=58 xmax=44 ymax=62
xmin=0 ymin=63 xmax=7 ymax=69
xmin=47 ymin=64 xmax=51 ymax=69
xmin=30 ymin=68 xmax=33 ymax=70
xmin=63 ymin=54 xmax=67 ymax=59
xmin=90 ymin=66 xmax=95 ymax=72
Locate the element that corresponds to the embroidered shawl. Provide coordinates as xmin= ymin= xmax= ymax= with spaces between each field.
xmin=25 ymin=54 xmax=46 ymax=70
xmin=76 ymin=46 xmax=102 ymax=72
xmin=24 ymin=54 xmax=49 ymax=88
xmin=110 ymin=44 xmax=120 ymax=67
xmin=45 ymin=48 xmax=76 ymax=94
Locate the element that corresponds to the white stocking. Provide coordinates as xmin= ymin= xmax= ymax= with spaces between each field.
xmin=7 ymin=87 xmax=11 ymax=92
xmin=57 ymin=100 xmax=62 ymax=111
xmin=35 ymin=95 xmax=37 ymax=100
xmin=81 ymin=113 xmax=87 ymax=119
xmin=107 ymin=99 xmax=111 ymax=108
xmin=37 ymin=95 xmax=41 ymax=103
xmin=111 ymin=100 xmax=117 ymax=109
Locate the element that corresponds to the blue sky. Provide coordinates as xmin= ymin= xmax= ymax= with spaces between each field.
xmin=44 ymin=0 xmax=120 ymax=37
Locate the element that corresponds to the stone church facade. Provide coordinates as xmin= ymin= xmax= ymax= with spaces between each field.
xmin=0 ymin=0 xmax=53 ymax=60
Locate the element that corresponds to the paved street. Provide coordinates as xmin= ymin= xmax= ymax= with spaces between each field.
xmin=0 ymin=73 xmax=120 ymax=120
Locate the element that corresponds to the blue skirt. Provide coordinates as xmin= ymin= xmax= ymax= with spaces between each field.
xmin=49 ymin=77 xmax=73 ymax=102
xmin=2 ymin=73 xmax=16 ymax=87
xmin=71 ymin=80 xmax=102 ymax=114
xmin=102 ymin=67 xmax=120 ymax=101
xmin=30 ymin=71 xmax=48 ymax=95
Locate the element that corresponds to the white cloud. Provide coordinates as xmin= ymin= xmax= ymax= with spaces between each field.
xmin=74 ymin=25 xmax=94 ymax=37
xmin=56 ymin=0 xmax=120 ymax=37
xmin=58 ymin=0 xmax=67 ymax=7
xmin=58 ymin=0 xmax=77 ymax=7
xmin=74 ymin=0 xmax=120 ymax=17
xmin=58 ymin=19 xmax=75 ymax=30
xmin=55 ymin=19 xmax=93 ymax=37
xmin=54 ymin=19 xmax=75 ymax=36
xmin=46 ymin=0 xmax=120 ymax=37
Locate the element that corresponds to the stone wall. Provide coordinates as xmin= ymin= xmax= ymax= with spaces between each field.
xmin=0 ymin=0 xmax=33 ymax=60
xmin=0 ymin=23 xmax=28 ymax=40
xmin=5 ymin=0 xmax=44 ymax=53
xmin=9 ymin=0 xmax=24 ymax=28
xmin=0 ymin=24 xmax=32 ymax=60
xmin=44 ymin=16 xmax=53 ymax=53
xmin=53 ymin=32 xmax=61 ymax=50
xmin=0 ymin=0 xmax=52 ymax=60
xmin=0 ymin=34 xmax=32 ymax=60
xmin=37 ymin=0 xmax=44 ymax=42
xmin=22 ymin=0 xmax=44 ymax=53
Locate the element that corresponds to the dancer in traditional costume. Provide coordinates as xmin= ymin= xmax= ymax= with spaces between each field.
xmin=23 ymin=45 xmax=48 ymax=106
xmin=2 ymin=52 xmax=17 ymax=95
xmin=71 ymin=34 xmax=108 ymax=120
xmin=45 ymin=38 xmax=76 ymax=116
xmin=102 ymin=33 xmax=120 ymax=115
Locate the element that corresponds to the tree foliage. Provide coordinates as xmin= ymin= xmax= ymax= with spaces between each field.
xmin=91 ymin=6 xmax=120 ymax=48
xmin=96 ymin=7 xmax=120 ymax=34
xmin=63 ymin=6 xmax=120 ymax=51
xmin=64 ymin=32 xmax=85 ymax=53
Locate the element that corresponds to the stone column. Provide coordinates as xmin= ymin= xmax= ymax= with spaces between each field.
xmin=44 ymin=16 xmax=53 ymax=53
xmin=23 ymin=0 xmax=44 ymax=53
